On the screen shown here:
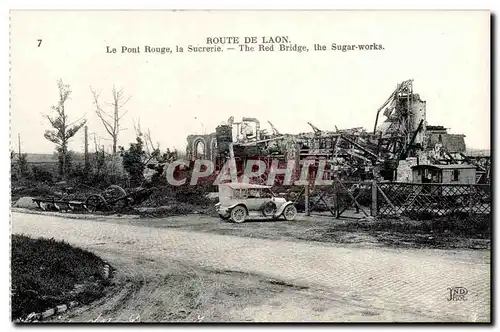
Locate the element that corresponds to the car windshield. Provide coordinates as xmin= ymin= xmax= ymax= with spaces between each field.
xmin=235 ymin=189 xmax=248 ymax=199
xmin=248 ymin=189 xmax=260 ymax=198
xmin=246 ymin=188 xmax=275 ymax=198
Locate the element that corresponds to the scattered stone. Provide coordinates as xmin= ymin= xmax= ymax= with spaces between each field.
xmin=103 ymin=265 xmax=110 ymax=279
xmin=13 ymin=197 xmax=38 ymax=209
xmin=41 ymin=308 xmax=55 ymax=319
xmin=69 ymin=301 xmax=79 ymax=309
xmin=206 ymin=192 xmax=219 ymax=199
xmin=26 ymin=312 xmax=40 ymax=321
xmin=56 ymin=304 xmax=67 ymax=313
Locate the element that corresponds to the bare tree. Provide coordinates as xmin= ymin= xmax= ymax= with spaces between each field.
xmin=44 ymin=79 xmax=87 ymax=178
xmin=91 ymin=85 xmax=131 ymax=154
xmin=144 ymin=128 xmax=160 ymax=157
xmin=133 ymin=118 xmax=160 ymax=159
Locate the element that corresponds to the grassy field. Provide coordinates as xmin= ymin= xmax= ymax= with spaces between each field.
xmin=11 ymin=235 xmax=110 ymax=321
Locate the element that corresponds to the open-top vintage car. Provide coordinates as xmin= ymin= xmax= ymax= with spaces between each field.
xmin=215 ymin=183 xmax=298 ymax=223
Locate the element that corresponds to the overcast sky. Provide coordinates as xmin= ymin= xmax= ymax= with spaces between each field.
xmin=10 ymin=10 xmax=490 ymax=154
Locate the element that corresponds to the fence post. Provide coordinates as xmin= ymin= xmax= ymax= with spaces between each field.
xmin=335 ymin=181 xmax=340 ymax=219
xmin=469 ymin=184 xmax=474 ymax=216
xmin=304 ymin=184 xmax=311 ymax=216
xmin=371 ymin=179 xmax=377 ymax=217
xmin=305 ymin=184 xmax=310 ymax=216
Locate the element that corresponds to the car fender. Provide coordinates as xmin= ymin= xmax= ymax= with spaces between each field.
xmin=274 ymin=201 xmax=295 ymax=217
xmin=227 ymin=203 xmax=248 ymax=212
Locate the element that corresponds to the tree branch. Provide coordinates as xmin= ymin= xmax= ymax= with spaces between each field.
xmin=91 ymin=85 xmax=131 ymax=153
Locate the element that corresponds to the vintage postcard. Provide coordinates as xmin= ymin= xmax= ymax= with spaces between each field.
xmin=9 ymin=10 xmax=491 ymax=323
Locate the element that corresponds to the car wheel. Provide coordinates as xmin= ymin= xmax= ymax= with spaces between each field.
xmin=85 ymin=194 xmax=108 ymax=212
xmin=283 ymin=204 xmax=297 ymax=221
xmin=230 ymin=205 xmax=247 ymax=223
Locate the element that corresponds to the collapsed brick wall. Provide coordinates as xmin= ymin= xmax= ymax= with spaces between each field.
xmin=396 ymin=158 xmax=417 ymax=182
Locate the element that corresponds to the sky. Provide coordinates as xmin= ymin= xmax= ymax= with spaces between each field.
xmin=10 ymin=10 xmax=490 ymax=154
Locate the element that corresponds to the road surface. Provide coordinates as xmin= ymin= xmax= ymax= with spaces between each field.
xmin=11 ymin=212 xmax=490 ymax=322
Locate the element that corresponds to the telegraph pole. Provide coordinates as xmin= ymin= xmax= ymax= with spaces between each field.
xmin=18 ymin=133 xmax=21 ymax=159
xmin=84 ymin=126 xmax=90 ymax=177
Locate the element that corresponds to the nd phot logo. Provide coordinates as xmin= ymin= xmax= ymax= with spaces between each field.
xmin=447 ymin=287 xmax=468 ymax=301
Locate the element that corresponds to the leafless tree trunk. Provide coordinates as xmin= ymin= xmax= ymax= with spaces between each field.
xmin=91 ymin=85 xmax=131 ymax=154
xmin=133 ymin=118 xmax=160 ymax=158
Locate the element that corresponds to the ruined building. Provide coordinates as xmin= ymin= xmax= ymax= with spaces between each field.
xmin=426 ymin=125 xmax=466 ymax=153
xmin=186 ymin=79 xmax=488 ymax=184
xmin=186 ymin=132 xmax=218 ymax=161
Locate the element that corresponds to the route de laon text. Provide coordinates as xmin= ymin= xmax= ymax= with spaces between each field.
xmin=205 ymin=36 xmax=290 ymax=44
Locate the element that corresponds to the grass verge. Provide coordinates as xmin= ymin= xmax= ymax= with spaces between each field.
xmin=11 ymin=235 xmax=109 ymax=321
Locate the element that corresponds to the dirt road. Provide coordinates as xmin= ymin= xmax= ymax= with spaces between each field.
xmin=11 ymin=212 xmax=490 ymax=322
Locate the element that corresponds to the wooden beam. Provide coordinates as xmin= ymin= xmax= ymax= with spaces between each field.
xmin=340 ymin=135 xmax=380 ymax=161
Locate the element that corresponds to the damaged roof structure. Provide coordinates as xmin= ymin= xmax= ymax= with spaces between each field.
xmin=186 ymin=79 xmax=490 ymax=185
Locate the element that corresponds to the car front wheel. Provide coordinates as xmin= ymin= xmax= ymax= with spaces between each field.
xmin=230 ymin=206 xmax=247 ymax=223
xmin=283 ymin=204 xmax=298 ymax=221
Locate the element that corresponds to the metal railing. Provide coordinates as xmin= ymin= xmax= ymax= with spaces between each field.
xmin=375 ymin=182 xmax=491 ymax=220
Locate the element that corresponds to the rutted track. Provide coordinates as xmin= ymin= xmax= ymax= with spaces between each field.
xmin=12 ymin=212 xmax=491 ymax=322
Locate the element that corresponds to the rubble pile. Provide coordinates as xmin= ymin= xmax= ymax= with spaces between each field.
xmin=184 ymin=79 xmax=489 ymax=184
